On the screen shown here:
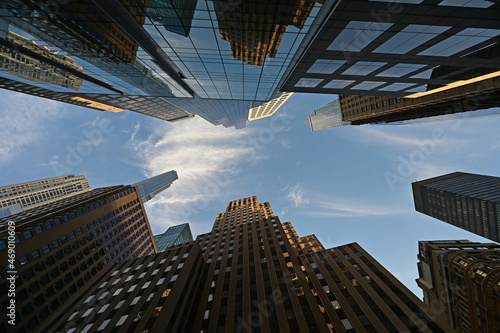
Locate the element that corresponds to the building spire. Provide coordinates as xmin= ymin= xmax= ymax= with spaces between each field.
xmin=133 ymin=170 xmax=178 ymax=203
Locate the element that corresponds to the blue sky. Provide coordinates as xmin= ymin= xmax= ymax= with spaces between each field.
xmin=1 ymin=88 xmax=499 ymax=297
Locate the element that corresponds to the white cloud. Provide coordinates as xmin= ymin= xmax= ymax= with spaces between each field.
xmin=0 ymin=91 xmax=62 ymax=165
xmin=280 ymin=138 xmax=291 ymax=149
xmin=280 ymin=207 xmax=289 ymax=216
xmin=128 ymin=117 xmax=260 ymax=234
xmin=301 ymin=197 xmax=409 ymax=218
xmin=286 ymin=183 xmax=310 ymax=207
xmin=348 ymin=126 xmax=469 ymax=149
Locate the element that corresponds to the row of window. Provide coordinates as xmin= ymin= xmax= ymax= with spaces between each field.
xmin=342 ymin=97 xmax=405 ymax=117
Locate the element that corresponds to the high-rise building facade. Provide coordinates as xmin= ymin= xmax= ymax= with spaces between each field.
xmin=412 ymin=172 xmax=500 ymax=243
xmin=47 ymin=196 xmax=450 ymax=333
xmin=0 ymin=185 xmax=157 ymax=332
xmin=417 ymin=240 xmax=500 ymax=332
xmin=154 ymin=223 xmax=193 ymax=252
xmin=132 ymin=170 xmax=178 ymax=203
xmin=0 ymin=0 xmax=323 ymax=128
xmin=248 ymin=92 xmax=294 ymax=121
xmin=304 ymin=74 xmax=500 ymax=130
xmin=0 ymin=174 xmax=90 ymax=211
xmin=304 ymin=98 xmax=351 ymax=131
xmin=333 ymin=73 xmax=500 ymax=126
xmin=281 ymin=0 xmax=500 ymax=99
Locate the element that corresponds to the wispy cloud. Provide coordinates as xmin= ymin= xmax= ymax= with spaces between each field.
xmin=0 ymin=91 xmax=61 ymax=166
xmin=286 ymin=183 xmax=310 ymax=207
xmin=300 ymin=196 xmax=409 ymax=218
xmin=128 ymin=117 xmax=258 ymax=234
xmin=348 ymin=126 xmax=469 ymax=149
xmin=280 ymin=138 xmax=291 ymax=149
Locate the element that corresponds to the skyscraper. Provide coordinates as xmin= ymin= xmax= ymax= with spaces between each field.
xmin=154 ymin=223 xmax=193 ymax=252
xmin=281 ymin=0 xmax=500 ymax=99
xmin=0 ymin=0 xmax=324 ymax=128
xmin=248 ymin=92 xmax=294 ymax=121
xmin=304 ymin=98 xmax=351 ymax=131
xmin=334 ymin=74 xmax=500 ymax=126
xmin=412 ymin=172 xmax=500 ymax=243
xmin=416 ymin=240 xmax=500 ymax=332
xmin=0 ymin=174 xmax=90 ymax=211
xmin=132 ymin=170 xmax=178 ymax=203
xmin=46 ymin=196 xmax=450 ymax=332
xmin=0 ymin=185 xmax=157 ymax=332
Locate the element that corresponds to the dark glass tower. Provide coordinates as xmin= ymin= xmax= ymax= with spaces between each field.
xmin=154 ymin=223 xmax=193 ymax=252
xmin=281 ymin=0 xmax=500 ymax=98
xmin=412 ymin=172 xmax=500 ymax=243
xmin=47 ymin=196 xmax=450 ymax=332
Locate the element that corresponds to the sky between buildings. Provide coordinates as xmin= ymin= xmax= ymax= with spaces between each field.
xmin=1 ymin=88 xmax=499 ymax=298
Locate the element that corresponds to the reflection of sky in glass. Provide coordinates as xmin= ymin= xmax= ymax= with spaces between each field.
xmin=378 ymin=83 xmax=417 ymax=91
xmin=373 ymin=25 xmax=451 ymax=54
xmin=142 ymin=0 xmax=321 ymax=101
xmin=418 ymin=28 xmax=500 ymax=56
xmin=1 ymin=0 xmax=321 ymax=101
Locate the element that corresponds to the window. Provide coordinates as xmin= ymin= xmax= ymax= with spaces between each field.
xmin=328 ymin=21 xmax=393 ymax=52
xmin=419 ymin=28 xmax=500 ymax=57
xmin=307 ymin=59 xmax=346 ymax=74
xmin=342 ymin=62 xmax=386 ymax=76
xmin=19 ymin=256 xmax=29 ymax=265
xmin=352 ymin=81 xmax=386 ymax=90
xmin=323 ymin=79 xmax=354 ymax=89
xmin=294 ymin=78 xmax=323 ymax=88
xmin=23 ymin=230 xmax=33 ymax=239
xmin=374 ymin=25 xmax=451 ymax=54
xmin=379 ymin=83 xmax=417 ymax=91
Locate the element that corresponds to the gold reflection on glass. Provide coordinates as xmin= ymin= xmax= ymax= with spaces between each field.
xmin=0 ymin=32 xmax=84 ymax=89
xmin=70 ymin=97 xmax=125 ymax=112
xmin=214 ymin=0 xmax=318 ymax=66
xmin=161 ymin=288 xmax=171 ymax=298
xmin=153 ymin=306 xmax=162 ymax=317
xmin=406 ymin=70 xmax=500 ymax=98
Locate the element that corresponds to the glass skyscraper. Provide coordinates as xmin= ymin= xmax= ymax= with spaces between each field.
xmin=0 ymin=0 xmax=322 ymax=128
xmin=154 ymin=223 xmax=193 ymax=252
xmin=133 ymin=170 xmax=178 ymax=203
xmin=412 ymin=172 xmax=500 ymax=243
xmin=304 ymin=98 xmax=351 ymax=131
xmin=281 ymin=0 xmax=500 ymax=99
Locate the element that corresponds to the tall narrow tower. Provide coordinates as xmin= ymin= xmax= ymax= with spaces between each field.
xmin=133 ymin=170 xmax=178 ymax=203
